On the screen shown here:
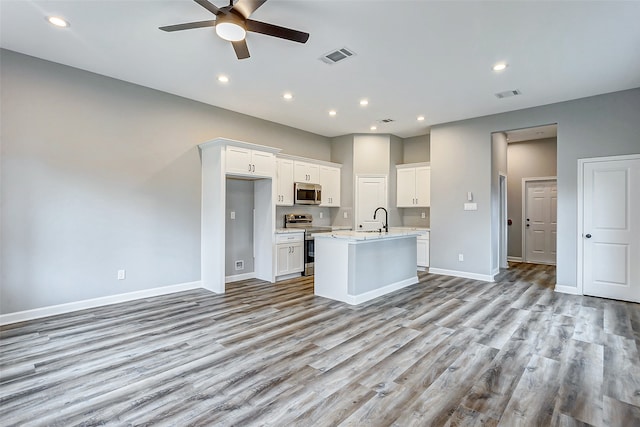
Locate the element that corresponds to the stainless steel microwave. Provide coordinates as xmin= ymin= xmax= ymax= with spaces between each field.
xmin=294 ymin=182 xmax=322 ymax=205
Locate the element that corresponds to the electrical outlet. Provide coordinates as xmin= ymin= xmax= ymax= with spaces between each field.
xmin=421 ymin=212 xmax=426 ymax=219
xmin=458 ymin=254 xmax=464 ymax=262
xmin=230 ymin=211 xmax=236 ymax=220
xmin=343 ymin=211 xmax=348 ymax=219
xmin=319 ymin=212 xmax=323 ymax=219
xmin=117 ymin=269 xmax=126 ymax=280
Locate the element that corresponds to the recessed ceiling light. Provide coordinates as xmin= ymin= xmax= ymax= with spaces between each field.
xmin=492 ymin=62 xmax=508 ymax=72
xmin=47 ymin=16 xmax=69 ymax=28
xmin=417 ymin=115 xmax=425 ymax=121
xmin=217 ymin=75 xmax=229 ymax=83
xmin=370 ymin=125 xmax=377 ymax=131
xmin=360 ymin=99 xmax=369 ymax=106
xmin=283 ymin=93 xmax=293 ymax=100
xmin=329 ymin=110 xmax=337 ymax=117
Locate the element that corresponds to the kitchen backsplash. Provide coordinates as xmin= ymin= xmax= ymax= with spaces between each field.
xmin=401 ymin=207 xmax=430 ymax=228
xmin=276 ymin=205 xmax=332 ymax=227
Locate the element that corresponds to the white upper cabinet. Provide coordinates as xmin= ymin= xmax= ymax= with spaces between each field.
xmin=276 ymin=158 xmax=294 ymax=206
xmin=294 ymin=161 xmax=320 ymax=184
xmin=319 ymin=165 xmax=341 ymax=207
xmin=226 ymin=145 xmax=275 ymax=178
xmin=396 ymin=163 xmax=430 ymax=207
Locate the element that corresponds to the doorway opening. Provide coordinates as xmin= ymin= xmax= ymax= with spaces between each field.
xmin=492 ymin=123 xmax=558 ymax=269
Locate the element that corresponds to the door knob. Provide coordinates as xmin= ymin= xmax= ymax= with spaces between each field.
xmin=585 ymin=233 xmax=592 ymax=238
xmin=526 ymin=224 xmax=530 ymax=227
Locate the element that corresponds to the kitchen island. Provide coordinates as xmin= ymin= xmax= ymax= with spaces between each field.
xmin=314 ymin=229 xmax=422 ymax=305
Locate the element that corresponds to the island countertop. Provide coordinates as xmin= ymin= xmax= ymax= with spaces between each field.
xmin=313 ymin=228 xmax=424 ymax=241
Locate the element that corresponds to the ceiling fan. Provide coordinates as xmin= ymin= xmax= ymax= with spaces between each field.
xmin=159 ymin=0 xmax=310 ymax=60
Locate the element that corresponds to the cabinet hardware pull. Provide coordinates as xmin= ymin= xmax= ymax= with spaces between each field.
xmin=252 ymin=164 xmax=255 ymax=172
xmin=248 ymin=164 xmax=252 ymax=171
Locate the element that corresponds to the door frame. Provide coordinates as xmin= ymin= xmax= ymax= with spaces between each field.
xmin=499 ymin=173 xmax=508 ymax=269
xmin=521 ymin=176 xmax=557 ymax=264
xmin=577 ymin=153 xmax=640 ymax=296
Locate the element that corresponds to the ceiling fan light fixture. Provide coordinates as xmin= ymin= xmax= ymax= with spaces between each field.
xmin=216 ymin=14 xmax=246 ymax=42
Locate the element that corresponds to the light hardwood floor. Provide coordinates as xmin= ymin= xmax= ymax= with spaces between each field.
xmin=1 ymin=263 xmax=639 ymax=426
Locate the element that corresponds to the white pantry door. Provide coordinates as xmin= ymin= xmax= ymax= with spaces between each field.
xmin=582 ymin=156 xmax=640 ymax=303
xmin=356 ymin=176 xmax=387 ymax=229
xmin=524 ymin=179 xmax=557 ymax=265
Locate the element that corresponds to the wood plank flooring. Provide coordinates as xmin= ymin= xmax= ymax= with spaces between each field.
xmin=1 ymin=263 xmax=639 ymax=426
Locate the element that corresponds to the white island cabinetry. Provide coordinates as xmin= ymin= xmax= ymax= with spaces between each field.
xmin=314 ymin=229 xmax=421 ymax=305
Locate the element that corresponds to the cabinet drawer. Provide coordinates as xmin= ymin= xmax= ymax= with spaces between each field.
xmin=275 ymin=233 xmax=304 ymax=243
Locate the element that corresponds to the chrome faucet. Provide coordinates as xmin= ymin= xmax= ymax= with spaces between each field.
xmin=373 ymin=207 xmax=389 ymax=233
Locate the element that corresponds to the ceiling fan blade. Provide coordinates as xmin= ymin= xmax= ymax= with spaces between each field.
xmin=159 ymin=20 xmax=216 ymax=32
xmin=232 ymin=40 xmax=251 ymax=59
xmin=194 ymin=0 xmax=226 ymax=16
xmin=232 ymin=0 xmax=267 ymax=19
xmin=246 ymin=19 xmax=309 ymax=43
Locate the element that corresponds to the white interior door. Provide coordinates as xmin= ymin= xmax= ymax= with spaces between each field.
xmin=582 ymin=156 xmax=640 ymax=303
xmin=356 ymin=176 xmax=387 ymax=230
xmin=524 ymin=179 xmax=557 ymax=265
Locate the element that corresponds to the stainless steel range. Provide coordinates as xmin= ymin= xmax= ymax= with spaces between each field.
xmin=284 ymin=214 xmax=332 ymax=276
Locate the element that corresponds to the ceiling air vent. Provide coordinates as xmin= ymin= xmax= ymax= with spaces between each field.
xmin=320 ymin=47 xmax=356 ymax=65
xmin=495 ymin=89 xmax=522 ymax=99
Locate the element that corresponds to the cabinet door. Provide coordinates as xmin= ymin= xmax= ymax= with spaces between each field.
xmin=307 ymin=163 xmax=320 ymax=184
xmin=276 ymin=244 xmax=291 ymax=276
xmin=417 ymin=238 xmax=428 ymax=268
xmin=415 ymin=166 xmax=430 ymax=207
xmin=251 ymin=150 xmax=275 ymax=178
xmin=397 ymin=168 xmax=417 ymax=207
xmin=226 ymin=146 xmax=253 ymax=175
xmin=276 ymin=158 xmax=294 ymax=206
xmin=289 ymin=242 xmax=304 ymax=273
xmin=319 ymin=166 xmax=341 ymax=207
xmin=294 ymin=161 xmax=309 ymax=182
xmin=294 ymin=161 xmax=320 ymax=183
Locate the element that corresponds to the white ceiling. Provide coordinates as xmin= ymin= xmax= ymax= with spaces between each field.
xmin=2 ymin=1 xmax=639 ymax=138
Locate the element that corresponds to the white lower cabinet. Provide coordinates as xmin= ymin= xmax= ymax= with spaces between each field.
xmin=276 ymin=233 xmax=304 ymax=277
xmin=416 ymin=231 xmax=430 ymax=269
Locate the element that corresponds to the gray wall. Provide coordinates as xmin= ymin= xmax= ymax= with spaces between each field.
xmin=225 ymin=179 xmax=254 ymax=276
xmin=403 ymin=134 xmax=430 ymax=163
xmin=0 ymin=49 xmax=331 ymax=314
xmin=507 ymin=137 xmax=558 ymax=258
xmin=431 ymin=88 xmax=640 ymax=287
xmin=330 ymin=134 xmax=354 ymax=227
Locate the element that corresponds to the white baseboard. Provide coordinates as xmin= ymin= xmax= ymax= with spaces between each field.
xmin=345 ymin=276 xmax=419 ymax=305
xmin=554 ymin=284 xmax=581 ymax=295
xmin=0 ymin=281 xmax=203 ymax=326
xmin=275 ymin=272 xmax=303 ymax=282
xmin=428 ymin=268 xmax=495 ymax=282
xmin=225 ymin=272 xmax=256 ymax=283
xmin=507 ymin=256 xmax=523 ymax=263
